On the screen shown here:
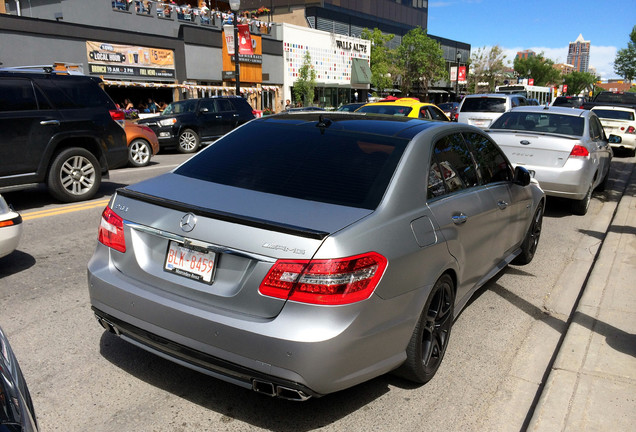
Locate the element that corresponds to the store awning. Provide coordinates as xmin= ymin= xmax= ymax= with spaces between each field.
xmin=351 ymin=58 xmax=372 ymax=85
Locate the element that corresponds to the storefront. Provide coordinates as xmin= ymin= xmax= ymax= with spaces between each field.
xmin=281 ymin=23 xmax=371 ymax=109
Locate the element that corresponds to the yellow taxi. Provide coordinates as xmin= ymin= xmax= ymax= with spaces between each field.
xmin=356 ymin=97 xmax=450 ymax=121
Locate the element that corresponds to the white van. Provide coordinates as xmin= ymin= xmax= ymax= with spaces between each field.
xmin=457 ymin=94 xmax=528 ymax=129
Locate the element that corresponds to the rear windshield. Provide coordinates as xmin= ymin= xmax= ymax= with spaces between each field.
xmin=356 ymin=105 xmax=414 ymax=116
xmin=174 ymin=121 xmax=409 ymax=209
xmin=491 ymin=111 xmax=585 ymax=136
xmin=460 ymin=97 xmax=506 ymax=113
xmin=592 ymin=109 xmax=635 ymax=121
xmin=552 ymin=97 xmax=584 ymax=107
xmin=594 ymin=92 xmax=636 ymax=104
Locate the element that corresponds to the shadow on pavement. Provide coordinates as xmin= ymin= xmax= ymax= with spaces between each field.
xmin=99 ymin=331 xmax=396 ymax=431
xmin=0 ymin=250 xmax=36 ymax=277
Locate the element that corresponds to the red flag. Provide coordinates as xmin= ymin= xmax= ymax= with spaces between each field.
xmin=238 ymin=24 xmax=253 ymax=55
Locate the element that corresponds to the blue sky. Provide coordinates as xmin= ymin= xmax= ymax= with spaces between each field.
xmin=427 ymin=0 xmax=636 ymax=80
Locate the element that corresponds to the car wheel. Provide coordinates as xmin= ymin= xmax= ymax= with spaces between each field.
xmin=513 ymin=202 xmax=543 ymax=265
xmin=128 ymin=138 xmax=152 ymax=167
xmin=178 ymin=129 xmax=199 ymax=153
xmin=396 ymin=274 xmax=455 ymax=384
xmin=571 ymin=184 xmax=592 ymax=216
xmin=47 ymin=148 xmax=101 ymax=202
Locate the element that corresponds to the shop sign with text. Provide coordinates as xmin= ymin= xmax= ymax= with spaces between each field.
xmin=86 ymin=41 xmax=175 ymax=79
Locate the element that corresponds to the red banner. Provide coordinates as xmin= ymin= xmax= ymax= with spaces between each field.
xmin=238 ymin=24 xmax=253 ymax=55
xmin=458 ymin=66 xmax=466 ymax=82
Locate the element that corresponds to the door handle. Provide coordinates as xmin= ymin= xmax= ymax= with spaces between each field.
xmin=215 ymin=115 xmax=222 ymax=119
xmin=233 ymin=113 xmax=239 ymax=117
xmin=497 ymin=200 xmax=509 ymax=210
xmin=452 ymin=213 xmax=467 ymax=225
xmin=40 ymin=120 xmax=60 ymax=126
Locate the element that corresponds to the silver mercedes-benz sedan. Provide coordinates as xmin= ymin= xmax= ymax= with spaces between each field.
xmin=88 ymin=113 xmax=545 ymax=400
xmin=487 ymin=106 xmax=613 ymax=215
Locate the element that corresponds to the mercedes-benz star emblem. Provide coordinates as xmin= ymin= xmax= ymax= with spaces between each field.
xmin=180 ymin=213 xmax=197 ymax=232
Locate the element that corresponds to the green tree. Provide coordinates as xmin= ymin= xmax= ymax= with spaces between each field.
xmin=563 ymin=71 xmax=598 ymax=96
xmin=361 ymin=28 xmax=396 ymax=96
xmin=614 ymin=25 xmax=636 ymax=82
xmin=468 ymin=45 xmax=508 ymax=93
xmin=513 ymin=53 xmax=561 ymax=86
xmin=292 ymin=50 xmax=317 ymax=106
xmin=395 ymin=27 xmax=447 ymax=100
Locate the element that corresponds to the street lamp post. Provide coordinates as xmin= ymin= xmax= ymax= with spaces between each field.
xmin=229 ymin=0 xmax=241 ymax=97
xmin=456 ymin=51 xmax=461 ymax=101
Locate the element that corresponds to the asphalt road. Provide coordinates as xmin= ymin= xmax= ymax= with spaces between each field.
xmin=1 ymin=151 xmax=633 ymax=432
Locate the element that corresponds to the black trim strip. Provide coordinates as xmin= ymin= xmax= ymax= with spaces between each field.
xmin=92 ymin=308 xmax=320 ymax=398
xmin=116 ymin=187 xmax=329 ymax=240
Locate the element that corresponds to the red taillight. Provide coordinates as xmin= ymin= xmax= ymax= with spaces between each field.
xmin=109 ymin=109 xmax=126 ymax=129
xmin=98 ymin=206 xmax=125 ymax=253
xmin=259 ymin=252 xmax=387 ymax=305
xmin=569 ymin=144 xmax=589 ymax=157
xmin=627 ymin=126 xmax=635 ymax=134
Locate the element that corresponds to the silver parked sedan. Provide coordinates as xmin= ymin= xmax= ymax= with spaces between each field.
xmin=88 ymin=113 xmax=545 ymax=400
xmin=487 ymin=106 xmax=612 ymax=215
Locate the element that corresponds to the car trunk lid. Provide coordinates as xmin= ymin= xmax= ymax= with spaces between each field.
xmin=489 ymin=131 xmax=582 ymax=168
xmin=105 ymin=173 xmax=373 ymax=319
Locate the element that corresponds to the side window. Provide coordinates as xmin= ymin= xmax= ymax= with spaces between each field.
xmin=419 ymin=106 xmax=431 ymax=120
xmin=464 ymin=132 xmax=513 ymax=184
xmin=0 ymin=78 xmax=38 ymax=111
xmin=215 ymin=99 xmax=234 ymax=112
xmin=589 ymin=116 xmax=604 ymax=141
xmin=199 ymin=99 xmax=216 ymax=112
xmin=427 ymin=106 xmax=447 ymax=121
xmin=428 ymin=133 xmax=479 ymax=198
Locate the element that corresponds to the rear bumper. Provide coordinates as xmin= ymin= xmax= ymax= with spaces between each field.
xmin=0 ymin=217 xmax=22 ymax=258
xmin=516 ymin=158 xmax=596 ymax=200
xmin=87 ymin=245 xmax=421 ymax=397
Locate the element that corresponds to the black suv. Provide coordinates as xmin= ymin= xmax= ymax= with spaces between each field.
xmin=138 ymin=97 xmax=256 ymax=153
xmin=0 ymin=69 xmax=128 ymax=202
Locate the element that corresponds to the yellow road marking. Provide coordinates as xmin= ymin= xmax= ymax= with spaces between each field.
xmin=21 ymin=199 xmax=110 ymax=221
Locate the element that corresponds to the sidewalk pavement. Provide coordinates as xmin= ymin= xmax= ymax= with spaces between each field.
xmin=528 ymin=161 xmax=636 ymax=431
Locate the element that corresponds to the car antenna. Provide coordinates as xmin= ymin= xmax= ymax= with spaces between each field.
xmin=316 ymin=115 xmax=332 ymax=134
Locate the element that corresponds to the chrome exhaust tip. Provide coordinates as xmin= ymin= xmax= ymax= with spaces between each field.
xmin=252 ymin=379 xmax=276 ymax=397
xmin=276 ymin=386 xmax=311 ymax=401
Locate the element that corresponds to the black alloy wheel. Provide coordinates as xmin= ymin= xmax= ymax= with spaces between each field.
xmin=397 ymin=274 xmax=455 ymax=384
xmin=513 ymin=202 xmax=543 ymax=265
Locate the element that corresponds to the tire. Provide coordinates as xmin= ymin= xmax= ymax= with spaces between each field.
xmin=178 ymin=128 xmax=199 ymax=154
xmin=513 ymin=202 xmax=543 ymax=265
xmin=571 ymin=184 xmax=592 ymax=216
xmin=128 ymin=138 xmax=152 ymax=167
xmin=396 ymin=274 xmax=455 ymax=384
xmin=47 ymin=148 xmax=101 ymax=203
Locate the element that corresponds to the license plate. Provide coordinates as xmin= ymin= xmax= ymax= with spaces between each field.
xmin=164 ymin=241 xmax=216 ymax=284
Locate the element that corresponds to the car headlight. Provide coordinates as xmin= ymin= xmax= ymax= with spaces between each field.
xmin=158 ymin=118 xmax=177 ymax=127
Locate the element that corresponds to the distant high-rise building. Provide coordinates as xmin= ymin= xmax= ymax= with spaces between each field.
xmin=567 ymin=34 xmax=590 ymax=73
xmin=516 ymin=50 xmax=536 ymax=60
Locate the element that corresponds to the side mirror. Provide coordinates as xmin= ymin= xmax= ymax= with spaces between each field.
xmin=513 ymin=166 xmax=531 ymax=186
xmin=608 ymin=134 xmax=622 ymax=144
xmin=200 ymin=107 xmax=209 ymax=113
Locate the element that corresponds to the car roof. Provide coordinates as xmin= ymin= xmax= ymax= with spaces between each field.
xmin=363 ymin=97 xmax=436 ymax=107
xmin=463 ymin=93 xmax=519 ymax=99
xmin=510 ymin=105 xmax=588 ymax=117
xmin=259 ymin=112 xmax=446 ymax=140
xmin=591 ymin=105 xmax=635 ymax=112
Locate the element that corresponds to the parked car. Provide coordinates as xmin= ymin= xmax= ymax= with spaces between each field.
xmin=88 ymin=113 xmax=544 ymax=400
xmin=437 ymin=102 xmax=460 ymax=121
xmin=582 ymin=91 xmax=636 ymax=111
xmin=487 ymin=106 xmax=612 ymax=215
xmin=0 ymin=324 xmax=39 ymax=431
xmin=0 ymin=68 xmax=128 ymax=202
xmin=356 ymin=97 xmax=450 ymax=121
xmin=457 ymin=93 xmax=528 ymax=129
xmin=551 ymin=95 xmax=586 ymax=108
xmin=0 ymin=194 xmax=23 ymax=259
xmin=336 ymin=102 xmax=366 ymax=112
xmin=124 ymin=120 xmax=160 ymax=167
xmin=590 ymin=106 xmax=636 ymax=156
xmin=138 ymin=97 xmax=256 ymax=153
